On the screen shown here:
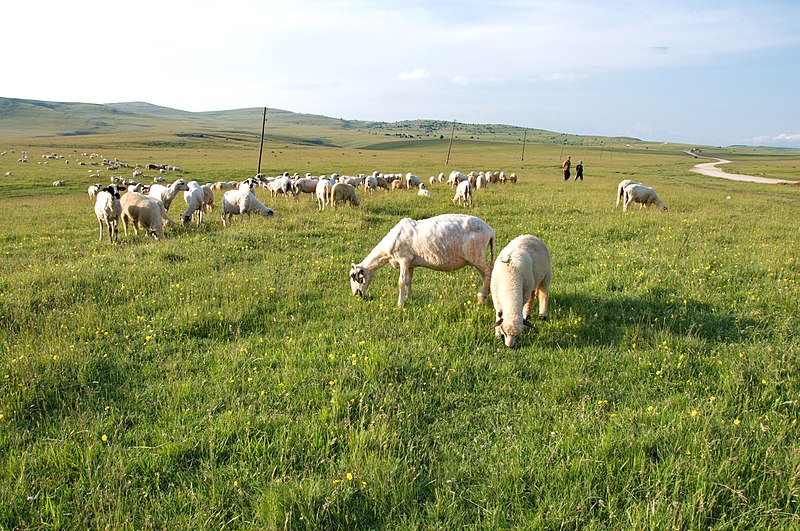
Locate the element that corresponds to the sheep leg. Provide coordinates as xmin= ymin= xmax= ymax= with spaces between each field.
xmin=473 ymin=262 xmax=492 ymax=304
xmin=536 ymin=282 xmax=550 ymax=320
xmin=98 ymin=220 xmax=104 ymax=241
xmin=397 ymin=263 xmax=412 ymax=306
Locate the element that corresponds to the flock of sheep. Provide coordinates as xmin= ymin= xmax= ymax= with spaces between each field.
xmin=5 ymin=148 xmax=669 ymax=348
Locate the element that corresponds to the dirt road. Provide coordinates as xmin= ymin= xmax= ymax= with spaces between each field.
xmin=686 ymin=152 xmax=796 ymax=184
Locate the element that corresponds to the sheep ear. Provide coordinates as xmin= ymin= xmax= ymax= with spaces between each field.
xmin=522 ymin=318 xmax=534 ymax=328
xmin=492 ymin=318 xmax=503 ymax=328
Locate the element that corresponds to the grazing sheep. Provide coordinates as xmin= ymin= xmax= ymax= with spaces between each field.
xmin=267 ymin=175 xmax=293 ymax=199
xmin=623 ymin=184 xmax=668 ymax=212
xmin=148 ymin=178 xmax=189 ymax=212
xmin=93 ymin=184 xmax=122 ymax=242
xmin=349 ymin=213 xmax=495 ymax=306
xmin=616 ymin=179 xmax=640 ymax=208
xmin=391 ymin=179 xmax=405 ymax=191
xmin=87 ymin=183 xmax=101 ymax=201
xmin=417 ymin=183 xmax=432 ymax=198
xmin=52 ymin=180 xmax=65 ymax=187
xmin=448 ymin=170 xmax=468 ymax=187
xmin=364 ymin=175 xmax=379 ymax=193
xmin=293 ymin=177 xmax=319 ymax=197
xmin=405 ymin=172 xmax=421 ymax=189
xmin=120 ymin=191 xmax=171 ymax=240
xmin=490 ymin=235 xmax=552 ymax=348
xmin=452 ymin=179 xmax=473 ymax=207
xmin=221 ymin=189 xmax=275 ymax=227
xmin=375 ymin=176 xmax=390 ymax=190
xmin=316 ymin=177 xmax=334 ymax=210
xmin=330 ymin=182 xmax=360 ymax=208
xmin=181 ymin=181 xmax=205 ymax=226
xmin=4 ymin=171 xmax=11 ymax=177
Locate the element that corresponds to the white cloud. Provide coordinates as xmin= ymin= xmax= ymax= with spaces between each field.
xmin=542 ymin=73 xmax=586 ymax=83
xmin=751 ymin=133 xmax=800 ymax=147
xmin=451 ymin=76 xmax=471 ymax=86
xmin=398 ymin=69 xmax=430 ymax=81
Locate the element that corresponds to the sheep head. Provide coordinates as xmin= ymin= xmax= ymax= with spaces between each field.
xmin=349 ymin=263 xmax=371 ymax=298
xmin=492 ymin=314 xmax=534 ymax=348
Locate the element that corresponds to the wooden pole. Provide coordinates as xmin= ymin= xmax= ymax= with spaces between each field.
xmin=521 ymin=130 xmax=527 ymax=162
xmin=257 ymin=107 xmax=267 ymax=176
xmin=445 ymin=120 xmax=456 ymax=165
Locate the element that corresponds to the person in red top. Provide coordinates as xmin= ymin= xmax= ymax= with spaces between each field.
xmin=562 ymin=156 xmax=571 ymax=181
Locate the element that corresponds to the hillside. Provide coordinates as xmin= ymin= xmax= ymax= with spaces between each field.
xmin=0 ymin=97 xmax=644 ymax=150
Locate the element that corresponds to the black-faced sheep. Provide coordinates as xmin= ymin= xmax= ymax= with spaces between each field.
xmin=94 ymin=184 xmax=122 ymax=242
xmin=490 ymin=235 xmax=552 ymax=348
xmin=349 ymin=213 xmax=495 ymax=306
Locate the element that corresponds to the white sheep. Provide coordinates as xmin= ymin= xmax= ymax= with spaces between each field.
xmin=120 ymin=191 xmax=171 ymax=240
xmin=405 ymin=172 xmax=421 ymax=189
xmin=417 ymin=183 xmax=432 ymax=198
xmin=201 ymin=183 xmax=215 ymax=212
xmin=452 ymin=179 xmax=473 ymax=207
xmin=148 ymin=178 xmax=189 ymax=212
xmin=94 ymin=184 xmax=122 ymax=242
xmin=316 ymin=177 xmax=334 ymax=210
xmin=52 ymin=180 xmax=65 ymax=186
xmin=447 ymin=170 xmax=468 ymax=187
xmin=623 ymin=184 xmax=668 ymax=212
xmin=267 ymin=175 xmax=293 ymax=199
xmin=87 ymin=183 xmax=101 ymax=201
xmin=364 ymin=175 xmax=378 ymax=193
xmin=330 ymin=182 xmax=360 ymax=208
xmin=616 ymin=179 xmax=640 ymax=208
xmin=181 ymin=181 xmax=205 ymax=226
xmin=349 ymin=213 xmax=495 ymax=306
xmin=221 ymin=189 xmax=275 ymax=227
xmin=490 ymin=235 xmax=552 ymax=348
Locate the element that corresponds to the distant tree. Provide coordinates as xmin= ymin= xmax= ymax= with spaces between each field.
xmin=440 ymin=135 xmax=444 ymax=140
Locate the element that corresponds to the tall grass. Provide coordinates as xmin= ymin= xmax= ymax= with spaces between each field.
xmin=1 ymin=139 xmax=799 ymax=529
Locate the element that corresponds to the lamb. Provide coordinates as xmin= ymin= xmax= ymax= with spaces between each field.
xmin=623 ymin=184 xmax=668 ymax=212
xmin=349 ymin=213 xmax=495 ymax=307
xmin=120 ymin=191 xmax=171 ymax=240
xmin=93 ymin=184 xmax=122 ymax=242
xmin=181 ymin=181 xmax=205 ymax=226
xmin=221 ymin=189 xmax=275 ymax=227
xmin=316 ymin=177 xmax=334 ymax=210
xmin=148 ymin=178 xmax=189 ymax=212
xmin=330 ymin=182 xmax=360 ymax=208
xmin=490 ymin=235 xmax=552 ymax=348
xmin=615 ymin=179 xmax=640 ymax=208
xmin=417 ymin=183 xmax=432 ymax=198
xmin=452 ymin=179 xmax=473 ymax=207
xmin=87 ymin=183 xmax=101 ymax=201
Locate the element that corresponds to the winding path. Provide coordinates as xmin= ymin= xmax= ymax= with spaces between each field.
xmin=686 ymin=152 xmax=796 ymax=185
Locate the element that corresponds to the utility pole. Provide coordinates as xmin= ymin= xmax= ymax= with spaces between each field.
xmin=257 ymin=107 xmax=267 ymax=176
xmin=445 ymin=120 xmax=456 ymax=165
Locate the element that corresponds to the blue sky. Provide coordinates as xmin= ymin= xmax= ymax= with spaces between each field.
xmin=4 ymin=0 xmax=800 ymax=147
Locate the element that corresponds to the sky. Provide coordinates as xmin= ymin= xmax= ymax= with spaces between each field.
xmin=4 ymin=0 xmax=800 ymax=148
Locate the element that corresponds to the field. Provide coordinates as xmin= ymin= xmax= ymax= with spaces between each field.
xmin=1 ymin=115 xmax=800 ymax=529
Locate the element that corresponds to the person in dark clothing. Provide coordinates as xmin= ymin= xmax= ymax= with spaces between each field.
xmin=562 ymin=156 xmax=571 ymax=181
xmin=574 ymin=160 xmax=583 ymax=181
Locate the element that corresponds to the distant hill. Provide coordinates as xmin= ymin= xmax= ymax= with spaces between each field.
xmin=0 ymin=96 xmax=643 ymax=148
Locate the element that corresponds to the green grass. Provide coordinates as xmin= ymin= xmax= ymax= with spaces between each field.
xmin=1 ymin=133 xmax=799 ymax=529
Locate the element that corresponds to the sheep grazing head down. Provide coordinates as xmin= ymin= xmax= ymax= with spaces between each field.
xmin=349 ymin=264 xmax=371 ymax=298
xmin=492 ymin=314 xmax=536 ymax=348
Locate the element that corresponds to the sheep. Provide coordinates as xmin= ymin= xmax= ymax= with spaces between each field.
xmin=87 ymin=183 xmax=101 ymax=201
xmin=349 ymin=213 xmax=495 ymax=307
xmin=623 ymin=184 xmax=668 ymax=212
xmin=330 ymin=182 xmax=360 ymax=208
xmin=148 ymin=178 xmax=189 ymax=212
xmin=405 ymin=172 xmax=421 ymax=189
xmin=490 ymin=235 xmax=552 ymax=348
xmin=316 ymin=177 xmax=334 ymax=210
xmin=616 ymin=179 xmax=640 ymax=208
xmin=438 ymin=172 xmax=446 ymax=183
xmin=417 ymin=183 xmax=432 ymax=198
xmin=201 ymin=183 xmax=215 ymax=212
xmin=120 ymin=191 xmax=171 ymax=240
xmin=452 ymin=179 xmax=473 ymax=207
xmin=181 ymin=181 xmax=205 ymax=226
xmin=375 ymin=176 xmax=390 ymax=190
xmin=447 ymin=170 xmax=468 ymax=187
xmin=391 ymin=179 xmax=405 ymax=191
xmin=94 ymin=184 xmax=122 ymax=242
xmin=364 ymin=174 xmax=378 ymax=193
xmin=4 ymin=171 xmax=11 ymax=177
xmin=293 ymin=177 xmax=319 ymax=197
xmin=221 ymin=189 xmax=275 ymax=227
xmin=429 ymin=176 xmax=437 ymax=186
xmin=267 ymin=175 xmax=293 ymax=199
xmin=52 ymin=180 xmax=65 ymax=187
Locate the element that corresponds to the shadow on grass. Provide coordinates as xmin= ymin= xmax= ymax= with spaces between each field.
xmin=525 ymin=288 xmax=759 ymax=349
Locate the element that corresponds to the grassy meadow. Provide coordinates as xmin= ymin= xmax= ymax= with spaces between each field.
xmin=1 ymin=129 xmax=800 ymax=529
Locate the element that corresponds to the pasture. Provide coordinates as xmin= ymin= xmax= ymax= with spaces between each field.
xmin=1 ymin=132 xmax=799 ymax=529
